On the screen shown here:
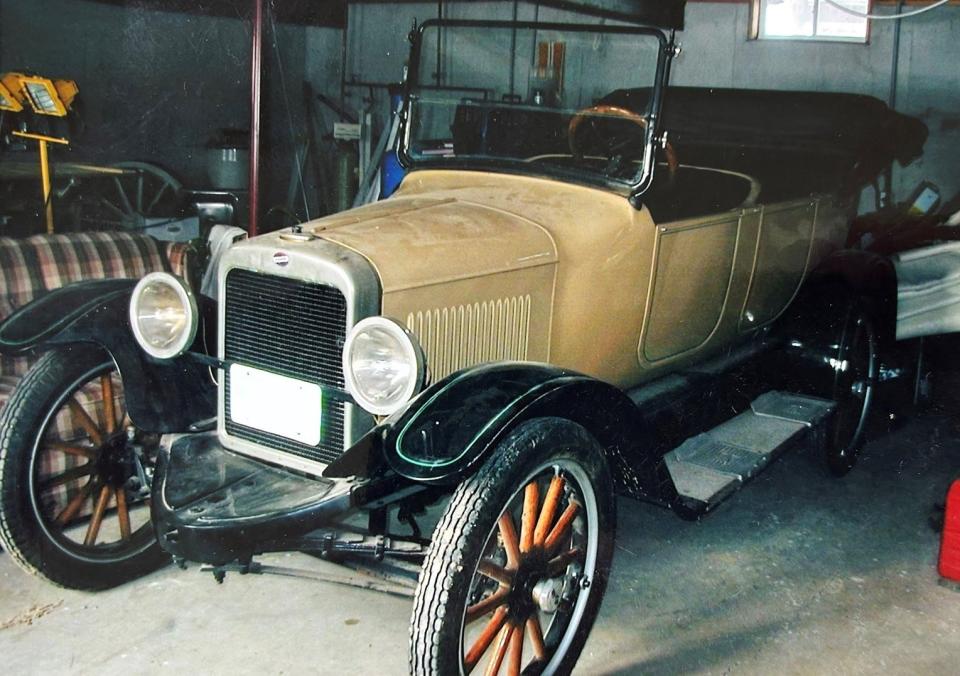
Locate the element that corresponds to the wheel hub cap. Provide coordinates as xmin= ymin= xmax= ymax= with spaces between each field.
xmin=532 ymin=577 xmax=563 ymax=613
xmin=507 ymin=555 xmax=548 ymax=620
xmin=95 ymin=432 xmax=135 ymax=487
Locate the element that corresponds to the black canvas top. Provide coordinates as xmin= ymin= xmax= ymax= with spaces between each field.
xmin=602 ymin=86 xmax=928 ymax=200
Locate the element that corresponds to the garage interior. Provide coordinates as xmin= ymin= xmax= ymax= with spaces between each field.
xmin=1 ymin=0 xmax=959 ymax=673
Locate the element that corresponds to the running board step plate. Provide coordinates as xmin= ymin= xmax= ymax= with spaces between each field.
xmin=665 ymin=391 xmax=834 ymax=507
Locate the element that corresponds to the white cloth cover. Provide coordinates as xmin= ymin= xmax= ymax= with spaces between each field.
xmin=893 ymin=240 xmax=960 ymax=340
xmin=201 ymin=225 xmax=247 ymax=301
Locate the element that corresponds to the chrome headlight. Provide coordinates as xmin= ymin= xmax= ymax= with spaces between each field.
xmin=128 ymin=272 xmax=198 ymax=359
xmin=343 ymin=317 xmax=426 ymax=416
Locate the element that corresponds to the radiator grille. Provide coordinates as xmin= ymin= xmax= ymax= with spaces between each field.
xmin=223 ymin=268 xmax=347 ymax=465
xmin=406 ymin=296 xmax=531 ymax=381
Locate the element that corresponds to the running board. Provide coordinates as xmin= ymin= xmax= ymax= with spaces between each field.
xmin=665 ymin=391 xmax=834 ymax=511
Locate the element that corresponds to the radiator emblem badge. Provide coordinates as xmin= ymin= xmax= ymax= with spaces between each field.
xmin=272 ymin=252 xmax=290 ymax=267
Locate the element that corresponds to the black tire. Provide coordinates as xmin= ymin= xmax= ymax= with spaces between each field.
xmin=775 ymin=283 xmax=878 ymax=477
xmin=825 ymin=305 xmax=877 ymax=476
xmin=410 ymin=418 xmax=616 ymax=676
xmin=0 ymin=345 xmax=168 ymax=590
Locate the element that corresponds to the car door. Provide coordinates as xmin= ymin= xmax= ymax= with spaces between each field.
xmin=638 ymin=209 xmax=746 ymax=364
xmin=738 ymin=198 xmax=819 ymax=332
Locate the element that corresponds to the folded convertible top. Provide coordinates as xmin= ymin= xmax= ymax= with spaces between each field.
xmin=603 ymin=87 xmax=928 ymax=199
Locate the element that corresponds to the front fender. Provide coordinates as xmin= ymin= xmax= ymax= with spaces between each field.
xmin=0 ymin=279 xmax=215 ymax=432
xmin=0 ymin=279 xmax=135 ymax=352
xmin=327 ymin=362 xmax=676 ymax=504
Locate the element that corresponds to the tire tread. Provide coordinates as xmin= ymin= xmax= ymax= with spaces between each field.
xmin=0 ymin=346 xmax=167 ymax=590
xmin=409 ymin=418 xmax=614 ymax=675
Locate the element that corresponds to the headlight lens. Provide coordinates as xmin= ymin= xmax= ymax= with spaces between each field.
xmin=343 ymin=317 xmax=425 ymax=416
xmin=128 ymin=272 xmax=198 ymax=359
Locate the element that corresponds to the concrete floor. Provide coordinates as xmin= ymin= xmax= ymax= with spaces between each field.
xmin=2 ymin=408 xmax=959 ymax=674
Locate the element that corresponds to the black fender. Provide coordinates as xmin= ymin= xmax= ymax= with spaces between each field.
xmin=763 ymin=248 xmax=895 ymax=399
xmin=327 ymin=362 xmax=677 ymax=506
xmin=0 ymin=279 xmax=215 ymax=432
xmin=804 ymin=248 xmax=897 ymax=343
xmin=809 ymin=248 xmax=896 ymax=293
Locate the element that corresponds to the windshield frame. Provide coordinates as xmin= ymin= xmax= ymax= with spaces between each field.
xmin=397 ymin=18 xmax=676 ymax=204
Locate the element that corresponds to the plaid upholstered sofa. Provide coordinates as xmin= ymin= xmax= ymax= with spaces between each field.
xmin=0 ymin=231 xmax=188 ymax=411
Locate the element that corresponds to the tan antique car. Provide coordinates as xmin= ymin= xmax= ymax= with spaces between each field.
xmin=0 ymin=15 xmax=925 ymax=676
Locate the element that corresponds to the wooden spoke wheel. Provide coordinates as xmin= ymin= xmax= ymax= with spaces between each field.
xmin=0 ymin=345 xmax=168 ymax=590
xmin=410 ymin=419 xmax=615 ymax=676
xmin=64 ymin=161 xmax=182 ymax=232
xmin=106 ymin=161 xmax=182 ymax=230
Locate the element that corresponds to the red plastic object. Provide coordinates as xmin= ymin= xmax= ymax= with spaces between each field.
xmin=939 ymin=480 xmax=960 ymax=582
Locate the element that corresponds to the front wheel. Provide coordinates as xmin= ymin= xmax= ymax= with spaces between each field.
xmin=410 ymin=418 xmax=616 ymax=675
xmin=0 ymin=345 xmax=168 ymax=590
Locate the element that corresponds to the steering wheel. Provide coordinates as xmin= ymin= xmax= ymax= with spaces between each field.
xmin=567 ymin=104 xmax=678 ymax=179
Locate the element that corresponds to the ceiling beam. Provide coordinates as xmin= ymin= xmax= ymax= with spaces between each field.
xmin=83 ymin=0 xmax=346 ymax=27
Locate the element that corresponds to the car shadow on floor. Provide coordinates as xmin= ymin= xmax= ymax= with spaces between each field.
xmin=578 ymin=401 xmax=960 ymax=674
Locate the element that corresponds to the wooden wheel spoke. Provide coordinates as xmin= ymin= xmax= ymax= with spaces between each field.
xmin=545 ymin=501 xmax=580 ymax=555
xmin=507 ymin=623 xmax=523 ymax=676
xmin=547 ymin=547 xmax=584 ymax=578
xmin=498 ymin=513 xmax=521 ymax=569
xmin=520 ymin=481 xmax=540 ymax=554
xmin=41 ymin=463 xmax=93 ymax=490
xmin=55 ymin=481 xmax=93 ymax=525
xmin=47 ymin=441 xmax=97 ymax=460
xmin=101 ymin=374 xmax=117 ymax=434
xmin=526 ymin=615 xmax=547 ymax=662
xmin=146 ymin=182 xmax=169 ymax=214
xmin=465 ymin=606 xmax=508 ymax=673
xmin=84 ymin=486 xmax=112 ymax=546
xmin=136 ymin=173 xmax=144 ymax=212
xmin=483 ymin=623 xmax=513 ymax=676
xmin=113 ymin=177 xmax=134 ymax=215
xmin=478 ymin=559 xmax=513 ymax=587
xmin=116 ymin=488 xmax=131 ymax=540
xmin=534 ymin=475 xmax=565 ymax=547
xmin=99 ymin=197 xmax=126 ymax=219
xmin=68 ymin=398 xmax=104 ymax=446
xmin=467 ymin=587 xmax=510 ymax=624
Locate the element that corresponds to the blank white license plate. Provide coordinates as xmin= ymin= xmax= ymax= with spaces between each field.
xmin=229 ymin=364 xmax=322 ymax=446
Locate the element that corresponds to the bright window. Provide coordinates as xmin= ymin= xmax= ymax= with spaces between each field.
xmin=755 ymin=0 xmax=870 ymax=42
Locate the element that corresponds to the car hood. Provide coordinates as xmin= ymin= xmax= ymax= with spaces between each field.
xmin=306 ymin=193 xmax=558 ymax=293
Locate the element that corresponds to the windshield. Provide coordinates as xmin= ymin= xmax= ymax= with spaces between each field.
xmin=400 ymin=21 xmax=669 ymax=195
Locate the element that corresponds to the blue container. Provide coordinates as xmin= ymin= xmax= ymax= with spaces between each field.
xmin=380 ymin=152 xmax=404 ymax=199
xmin=380 ymin=88 xmax=406 ymax=199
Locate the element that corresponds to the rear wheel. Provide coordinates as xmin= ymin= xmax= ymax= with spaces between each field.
xmin=826 ymin=306 xmax=877 ymax=476
xmin=410 ymin=418 xmax=616 ymax=675
xmin=775 ymin=281 xmax=880 ymax=477
xmin=0 ymin=345 xmax=167 ymax=590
